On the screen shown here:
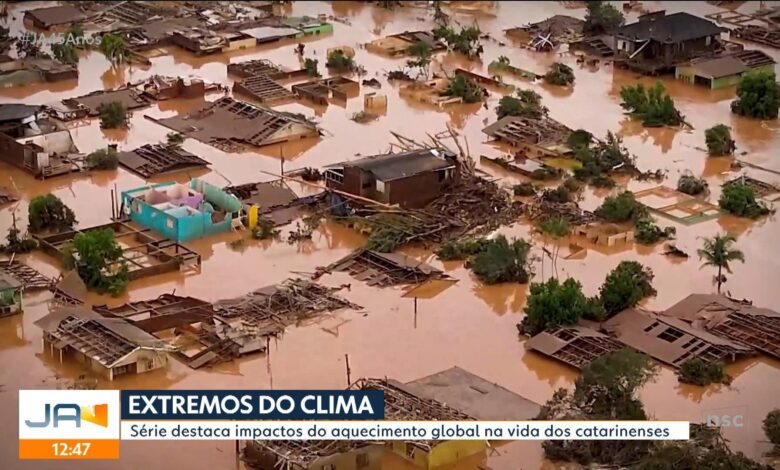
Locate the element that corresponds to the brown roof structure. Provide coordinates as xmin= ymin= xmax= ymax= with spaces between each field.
xmin=482 ymin=115 xmax=573 ymax=154
xmin=524 ymin=325 xmax=626 ymax=370
xmin=0 ymin=260 xmax=51 ymax=290
xmin=367 ymin=30 xmax=446 ymax=56
xmin=404 ymin=366 xmax=541 ymax=420
xmin=150 ymin=97 xmax=319 ymax=152
xmin=35 ymin=306 xmax=170 ymax=369
xmin=94 ymin=294 xmax=217 ymax=333
xmin=505 ymin=14 xmax=584 ymax=40
xmin=118 ymin=144 xmax=210 ymax=178
xmin=292 ymin=77 xmax=360 ymax=106
xmin=602 ymin=308 xmax=754 ymax=368
xmin=24 ymin=5 xmax=88 ymax=29
xmin=318 ymin=249 xmax=450 ymax=287
xmin=662 ymin=294 xmax=780 ymax=360
xmin=224 ymin=179 xmax=301 ymax=226
xmin=232 ymin=74 xmax=294 ymax=104
xmin=227 ymin=59 xmax=307 ymax=80
xmin=67 ymin=88 xmax=151 ymax=116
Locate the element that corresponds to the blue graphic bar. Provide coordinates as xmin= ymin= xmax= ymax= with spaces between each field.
xmin=120 ymin=390 xmax=384 ymax=420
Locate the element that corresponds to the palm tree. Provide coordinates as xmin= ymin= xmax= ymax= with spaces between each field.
xmin=697 ymin=233 xmax=745 ymax=294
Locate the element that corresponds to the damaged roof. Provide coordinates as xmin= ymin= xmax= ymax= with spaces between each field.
xmin=0 ymin=271 xmax=22 ymax=291
xmin=151 ymin=97 xmax=319 ymax=151
xmin=35 ymin=306 xmax=169 ymax=368
xmin=524 ymin=325 xmax=626 ymax=370
xmin=24 ymin=5 xmax=88 ymax=28
xmin=330 ymin=148 xmax=457 ymax=182
xmin=688 ymin=56 xmax=748 ymax=78
xmin=68 ymin=88 xmax=151 ymax=115
xmin=602 ymin=308 xmax=754 ymax=367
xmin=118 ymin=144 xmax=210 ymax=178
xmin=615 ymin=12 xmax=726 ymax=43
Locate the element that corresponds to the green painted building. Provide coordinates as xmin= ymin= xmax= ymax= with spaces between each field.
xmin=676 ymin=50 xmax=775 ymax=89
xmin=283 ymin=16 xmax=333 ymax=36
xmin=0 ymin=270 xmax=22 ymax=318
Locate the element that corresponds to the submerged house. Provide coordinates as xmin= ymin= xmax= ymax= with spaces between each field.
xmin=613 ymin=11 xmax=727 ymax=74
xmin=35 ymin=307 xmax=171 ymax=380
xmin=0 ymin=104 xmax=82 ymax=178
xmin=663 ymin=294 xmax=780 ymax=360
xmin=244 ymin=376 xmax=486 ymax=470
xmin=121 ymin=179 xmax=242 ymax=243
xmin=323 ymin=148 xmax=459 ymax=208
xmin=675 ymin=49 xmax=775 ymax=89
xmin=0 ymin=270 xmax=23 ymax=318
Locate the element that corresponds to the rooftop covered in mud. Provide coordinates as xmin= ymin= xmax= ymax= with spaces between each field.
xmin=118 ymin=143 xmax=210 ymax=178
xmin=367 ymin=30 xmax=446 ymax=56
xmin=317 ymin=249 xmax=452 ymax=288
xmin=482 ymin=115 xmax=573 ymax=156
xmin=602 ymin=307 xmax=755 ymax=367
xmin=292 ymin=76 xmax=360 ymax=106
xmin=524 ymin=325 xmax=626 ymax=370
xmin=224 ymin=179 xmax=302 ymax=226
xmin=66 ymin=88 xmax=151 ymax=116
xmin=233 ymin=73 xmax=294 ymax=104
xmin=662 ymin=294 xmax=780 ymax=360
xmin=150 ymin=97 xmax=320 ymax=152
xmin=0 ymin=260 xmax=51 ymax=291
xmin=227 ymin=59 xmax=307 ymax=80
xmin=35 ymin=306 xmax=171 ymax=380
xmin=23 ymin=5 xmax=89 ymax=30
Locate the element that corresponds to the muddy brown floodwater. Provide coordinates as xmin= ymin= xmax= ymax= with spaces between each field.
xmin=1 ymin=1 xmax=780 ymax=469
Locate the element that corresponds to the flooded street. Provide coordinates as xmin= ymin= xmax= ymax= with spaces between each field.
xmin=1 ymin=1 xmax=780 ymax=469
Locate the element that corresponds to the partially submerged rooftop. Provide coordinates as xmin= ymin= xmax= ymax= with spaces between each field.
xmin=615 ymin=11 xmax=726 ymax=43
xmin=662 ymin=294 xmax=780 ymax=360
xmin=482 ymin=115 xmax=573 ymax=155
xmin=67 ymin=88 xmax=151 ymax=116
xmin=404 ymin=366 xmax=541 ymax=420
xmin=524 ymin=325 xmax=626 ymax=370
xmin=150 ymin=97 xmax=319 ymax=152
xmin=602 ymin=308 xmax=754 ymax=368
xmin=118 ymin=144 xmax=210 ymax=178
xmin=318 ymin=249 xmax=452 ymax=288
xmin=24 ymin=5 xmax=88 ymax=29
xmin=0 ymin=260 xmax=51 ymax=291
xmin=35 ymin=306 xmax=169 ymax=369
xmin=227 ymin=59 xmax=307 ymax=80
xmin=328 ymin=148 xmax=457 ymax=182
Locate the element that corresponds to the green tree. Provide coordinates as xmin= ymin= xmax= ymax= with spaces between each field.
xmin=166 ymin=132 xmax=185 ymax=149
xmin=0 ymin=213 xmax=37 ymax=254
xmin=599 ymin=261 xmax=656 ymax=317
xmin=764 ymin=409 xmax=780 ymax=448
xmin=51 ymin=43 xmax=78 ymax=65
xmin=436 ymin=238 xmax=490 ymax=261
xmin=406 ymin=41 xmax=432 ymax=79
xmin=326 ymin=49 xmax=354 ymax=71
xmin=469 ymin=235 xmax=533 ymax=284
xmin=304 ymin=58 xmax=320 ymax=77
xmin=584 ymin=0 xmax=625 ymax=34
xmin=620 ymin=82 xmax=684 ymax=127
xmin=572 ymin=131 xmax=636 ymax=185
xmin=98 ymin=101 xmax=128 ymax=129
xmin=432 ymin=24 xmax=482 ymax=57
xmin=63 ymin=229 xmax=128 ymax=296
xmin=442 ymin=74 xmax=483 ymax=103
xmin=677 ymin=174 xmax=707 ymax=195
xmin=544 ymin=62 xmax=575 ymax=86
xmin=704 ymin=124 xmax=735 ymax=156
xmin=496 ymin=89 xmax=547 ymax=119
xmin=539 ymin=349 xmax=657 ymax=465
xmin=28 ymin=194 xmax=77 ymax=233
xmin=719 ymin=182 xmax=771 ymax=218
xmin=594 ymin=191 xmax=647 ymax=223
xmin=539 ymin=216 xmax=570 ymax=278
xmin=512 ymin=182 xmax=537 ymax=197
xmin=731 ymin=69 xmax=780 ymax=119
xmin=86 ymin=147 xmax=119 ymax=170
xmin=697 ymin=233 xmax=745 ymax=294
xmin=634 ymin=216 xmax=675 ymax=245
xmin=98 ymin=33 xmax=130 ymax=65
xmin=522 ymin=278 xmax=603 ymax=335
xmin=677 ymin=357 xmax=728 ymax=386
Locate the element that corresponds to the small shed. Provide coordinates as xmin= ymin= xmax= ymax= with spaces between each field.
xmin=0 ymin=270 xmax=23 ymax=318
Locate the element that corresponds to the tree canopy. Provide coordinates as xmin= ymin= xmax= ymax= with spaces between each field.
xmin=442 ymin=74 xmax=483 ymax=103
xmin=599 ymin=261 xmax=656 ymax=317
xmin=584 ymin=0 xmax=625 ymax=34
xmin=63 ymin=229 xmax=129 ymax=296
xmin=719 ymin=182 xmax=771 ymax=219
xmin=544 ymin=62 xmax=575 ymax=86
xmin=98 ymin=101 xmax=128 ymax=129
xmin=86 ymin=147 xmax=119 ymax=170
xmin=496 ymin=89 xmax=548 ymax=119
xmin=432 ymin=24 xmax=482 ymax=57
xmin=677 ymin=174 xmax=708 ymax=196
xmin=98 ymin=33 xmax=130 ymax=65
xmin=28 ymin=194 xmax=77 ymax=233
xmin=594 ymin=191 xmax=647 ymax=223
xmin=522 ymin=278 xmax=603 ymax=335
xmin=620 ymin=82 xmax=684 ymax=127
xmin=406 ymin=41 xmax=432 ymax=79
xmin=468 ymin=235 xmax=534 ymax=284
xmin=704 ymin=124 xmax=735 ymax=156
xmin=731 ymin=69 xmax=780 ymax=119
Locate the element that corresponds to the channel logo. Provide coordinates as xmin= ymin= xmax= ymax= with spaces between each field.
xmin=25 ymin=403 xmax=109 ymax=428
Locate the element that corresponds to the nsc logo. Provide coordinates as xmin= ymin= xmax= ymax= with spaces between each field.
xmin=19 ymin=390 xmax=120 ymax=439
